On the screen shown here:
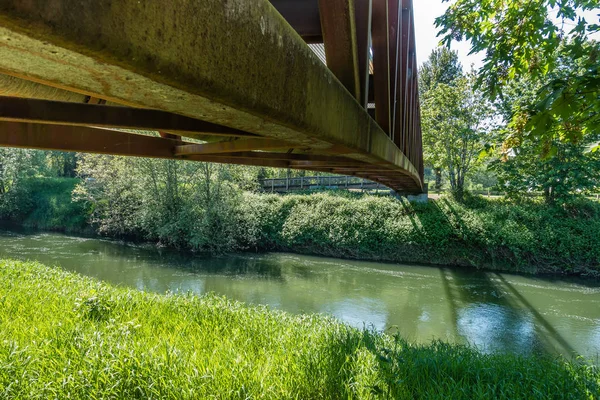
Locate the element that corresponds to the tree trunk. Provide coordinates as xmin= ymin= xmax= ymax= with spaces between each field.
xmin=544 ymin=186 xmax=554 ymax=205
xmin=453 ymin=173 xmax=465 ymax=201
xmin=434 ymin=168 xmax=442 ymax=192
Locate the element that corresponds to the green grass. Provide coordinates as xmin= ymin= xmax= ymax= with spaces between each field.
xmin=0 ymin=177 xmax=90 ymax=233
xmin=0 ymin=260 xmax=598 ymax=399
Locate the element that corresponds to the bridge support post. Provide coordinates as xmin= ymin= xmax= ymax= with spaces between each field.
xmin=405 ymin=193 xmax=428 ymax=203
xmin=393 ymin=188 xmax=428 ymax=203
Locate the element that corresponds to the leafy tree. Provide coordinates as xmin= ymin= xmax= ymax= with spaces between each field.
xmin=467 ymin=164 xmax=499 ymax=191
xmin=421 ymin=75 xmax=493 ymax=198
xmin=489 ymin=40 xmax=600 ymax=203
xmin=0 ymin=148 xmax=47 ymax=216
xmin=48 ymin=151 xmax=78 ymax=178
xmin=510 ymin=39 xmax=599 ymax=150
xmin=493 ymin=135 xmax=600 ymax=203
xmin=436 ymin=0 xmax=599 ymax=146
xmin=419 ymin=47 xmax=464 ymax=190
xmin=74 ymin=154 xmax=249 ymax=253
xmin=419 ymin=47 xmax=463 ymax=93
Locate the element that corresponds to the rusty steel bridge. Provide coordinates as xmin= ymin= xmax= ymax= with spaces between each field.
xmin=0 ymin=0 xmax=424 ymax=193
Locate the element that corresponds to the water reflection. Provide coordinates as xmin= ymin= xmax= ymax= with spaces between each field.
xmin=1 ymin=228 xmax=600 ymax=361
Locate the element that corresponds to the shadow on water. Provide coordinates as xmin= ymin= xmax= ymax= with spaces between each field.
xmin=442 ymin=265 xmax=577 ymax=357
xmin=440 ymin=268 xmax=460 ymax=338
xmin=444 ymin=267 xmax=538 ymax=354
xmin=494 ymin=272 xmax=578 ymax=357
xmin=1 ymin=228 xmax=598 ymax=361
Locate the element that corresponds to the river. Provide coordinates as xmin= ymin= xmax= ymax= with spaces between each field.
xmin=1 ymin=229 xmax=599 ymax=362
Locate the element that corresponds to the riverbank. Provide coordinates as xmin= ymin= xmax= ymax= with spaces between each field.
xmin=1 ymin=259 xmax=597 ymax=399
xmin=0 ymin=178 xmax=91 ymax=234
xmin=241 ymin=192 xmax=600 ymax=276
xmin=2 ymin=177 xmax=599 ymax=277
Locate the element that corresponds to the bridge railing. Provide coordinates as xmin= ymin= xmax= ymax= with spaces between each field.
xmin=260 ymin=175 xmax=390 ymax=192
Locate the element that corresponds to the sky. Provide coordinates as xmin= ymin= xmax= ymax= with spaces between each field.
xmin=412 ymin=0 xmax=600 ymax=70
xmin=413 ymin=0 xmax=485 ymax=70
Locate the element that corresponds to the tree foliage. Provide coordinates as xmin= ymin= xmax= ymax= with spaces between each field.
xmin=73 ymin=154 xmax=257 ymax=253
xmin=421 ymin=75 xmax=494 ymax=196
xmin=0 ymin=149 xmax=48 ymax=216
xmin=419 ymin=47 xmax=465 ymax=191
xmin=436 ymin=0 xmax=599 ymax=146
xmin=419 ymin=47 xmax=464 ymax=93
xmin=490 ymin=41 xmax=600 ymax=202
xmin=494 ymin=135 xmax=600 ymax=203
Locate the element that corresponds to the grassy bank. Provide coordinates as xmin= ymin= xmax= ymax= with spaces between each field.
xmin=239 ymin=192 xmax=600 ymax=276
xmin=3 ymin=177 xmax=599 ymax=276
xmin=0 ymin=259 xmax=598 ymax=399
xmin=0 ymin=177 xmax=90 ymax=233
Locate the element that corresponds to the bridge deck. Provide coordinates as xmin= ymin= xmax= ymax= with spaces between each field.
xmin=0 ymin=0 xmax=423 ymax=193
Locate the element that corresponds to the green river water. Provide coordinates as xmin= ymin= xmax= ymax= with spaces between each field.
xmin=1 ymin=229 xmax=599 ymax=362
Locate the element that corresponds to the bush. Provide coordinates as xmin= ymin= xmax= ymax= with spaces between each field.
xmin=237 ymin=192 xmax=600 ymax=275
xmin=0 ymin=177 xmax=90 ymax=232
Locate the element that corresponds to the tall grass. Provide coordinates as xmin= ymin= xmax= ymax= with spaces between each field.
xmin=0 ymin=259 xmax=597 ymax=399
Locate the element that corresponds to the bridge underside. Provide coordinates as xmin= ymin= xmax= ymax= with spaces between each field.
xmin=0 ymin=0 xmax=423 ymax=193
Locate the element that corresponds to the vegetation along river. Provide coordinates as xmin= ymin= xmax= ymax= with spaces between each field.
xmin=2 ymin=229 xmax=599 ymax=362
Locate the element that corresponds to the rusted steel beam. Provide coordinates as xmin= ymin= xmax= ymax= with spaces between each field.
xmin=388 ymin=0 xmax=400 ymax=141
xmin=270 ymin=0 xmax=323 ymax=43
xmin=184 ymin=155 xmax=291 ymax=168
xmin=354 ymin=174 xmax=405 ymax=182
xmin=407 ymin=55 xmax=416 ymax=161
xmin=407 ymin=1 xmax=418 ymax=168
xmin=159 ymin=131 xmax=181 ymax=140
xmin=290 ymin=160 xmax=380 ymax=167
xmin=354 ymin=0 xmax=372 ymax=108
xmin=318 ymin=0 xmax=361 ymax=98
xmin=85 ymin=96 xmax=106 ymax=105
xmin=415 ymin=96 xmax=424 ymax=183
xmin=396 ymin=4 xmax=411 ymax=150
xmin=332 ymin=168 xmax=394 ymax=173
xmin=0 ymin=120 xmax=295 ymax=169
xmin=0 ymin=120 xmax=415 ymax=184
xmin=174 ymin=139 xmax=292 ymax=155
xmin=0 ymin=121 xmax=182 ymax=158
xmin=392 ymin=8 xmax=403 ymax=147
xmin=368 ymin=74 xmax=375 ymax=102
xmin=303 ymin=166 xmax=391 ymax=171
xmin=207 ymin=151 xmax=364 ymax=163
xmin=0 ymin=96 xmax=254 ymax=138
xmin=371 ymin=0 xmax=391 ymax=134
